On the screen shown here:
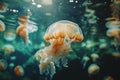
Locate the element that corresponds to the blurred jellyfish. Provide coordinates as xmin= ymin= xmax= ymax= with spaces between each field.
xmin=14 ymin=65 xmax=24 ymax=77
xmin=81 ymin=56 xmax=90 ymax=68
xmin=18 ymin=15 xmax=29 ymax=25
xmin=106 ymin=28 xmax=120 ymax=42
xmin=103 ymin=76 xmax=114 ymax=80
xmin=0 ymin=20 xmax=5 ymax=32
xmin=16 ymin=25 xmax=30 ymax=45
xmin=2 ymin=44 xmax=15 ymax=56
xmin=105 ymin=21 xmax=120 ymax=28
xmin=34 ymin=20 xmax=84 ymax=78
xmin=99 ymin=39 xmax=108 ymax=49
xmin=0 ymin=3 xmax=8 ymax=13
xmin=9 ymin=63 xmax=15 ymax=68
xmin=0 ymin=59 xmax=8 ymax=71
xmin=26 ymin=22 xmax=38 ymax=33
xmin=4 ymin=29 xmax=16 ymax=41
xmin=111 ymin=52 xmax=120 ymax=59
xmin=90 ymin=53 xmax=99 ymax=62
xmin=88 ymin=64 xmax=100 ymax=75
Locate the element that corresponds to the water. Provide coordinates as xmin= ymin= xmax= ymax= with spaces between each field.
xmin=0 ymin=0 xmax=120 ymax=80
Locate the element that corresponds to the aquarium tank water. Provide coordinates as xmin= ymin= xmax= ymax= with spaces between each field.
xmin=0 ymin=0 xmax=120 ymax=80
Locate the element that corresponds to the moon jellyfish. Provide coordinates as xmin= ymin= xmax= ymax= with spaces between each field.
xmin=0 ymin=20 xmax=5 ymax=32
xmin=0 ymin=59 xmax=8 ymax=71
xmin=4 ymin=29 xmax=16 ymax=41
xmin=14 ymin=65 xmax=24 ymax=77
xmin=88 ymin=64 xmax=100 ymax=75
xmin=2 ymin=44 xmax=15 ymax=56
xmin=90 ymin=53 xmax=99 ymax=62
xmin=34 ymin=20 xmax=84 ymax=78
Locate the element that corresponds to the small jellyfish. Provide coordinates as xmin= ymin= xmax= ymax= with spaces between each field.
xmin=88 ymin=64 xmax=100 ymax=75
xmin=16 ymin=25 xmax=30 ymax=45
xmin=103 ymin=76 xmax=114 ymax=80
xmin=34 ymin=20 xmax=84 ymax=78
xmin=14 ymin=65 xmax=24 ymax=77
xmin=91 ymin=53 xmax=99 ymax=62
xmin=81 ymin=56 xmax=90 ymax=68
xmin=0 ymin=59 xmax=8 ymax=71
xmin=2 ymin=44 xmax=15 ymax=56
xmin=105 ymin=21 xmax=120 ymax=28
xmin=0 ymin=20 xmax=5 ymax=32
xmin=106 ymin=28 xmax=120 ymax=42
xmin=4 ymin=29 xmax=16 ymax=41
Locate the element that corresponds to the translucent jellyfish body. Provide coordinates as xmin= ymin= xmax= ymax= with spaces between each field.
xmin=0 ymin=20 xmax=5 ymax=32
xmin=0 ymin=59 xmax=8 ymax=71
xmin=88 ymin=64 xmax=100 ymax=75
xmin=14 ymin=65 xmax=24 ymax=77
xmin=2 ymin=44 xmax=15 ymax=56
xmin=16 ymin=25 xmax=29 ymax=44
xmin=105 ymin=21 xmax=120 ymax=28
xmin=0 ymin=3 xmax=7 ymax=13
xmin=34 ymin=20 xmax=84 ymax=78
xmin=4 ymin=29 xmax=16 ymax=41
xmin=107 ymin=28 xmax=120 ymax=42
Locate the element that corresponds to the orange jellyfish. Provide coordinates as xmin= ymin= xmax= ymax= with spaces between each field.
xmin=0 ymin=59 xmax=8 ymax=71
xmin=34 ymin=20 xmax=84 ymax=78
xmin=14 ymin=65 xmax=24 ymax=77
xmin=16 ymin=25 xmax=29 ymax=45
xmin=106 ymin=28 xmax=120 ymax=42
xmin=0 ymin=20 xmax=5 ymax=32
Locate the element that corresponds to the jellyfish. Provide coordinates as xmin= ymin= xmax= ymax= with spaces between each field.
xmin=0 ymin=20 xmax=5 ymax=32
xmin=81 ymin=56 xmax=90 ymax=68
xmin=88 ymin=64 xmax=100 ymax=75
xmin=14 ymin=65 xmax=24 ymax=77
xmin=16 ymin=25 xmax=30 ymax=45
xmin=18 ymin=15 xmax=29 ymax=25
xmin=4 ymin=29 xmax=16 ymax=41
xmin=0 ymin=59 xmax=8 ymax=71
xmin=2 ymin=44 xmax=15 ymax=56
xmin=90 ymin=53 xmax=99 ymax=62
xmin=34 ymin=20 xmax=84 ymax=78
xmin=106 ymin=28 xmax=120 ymax=42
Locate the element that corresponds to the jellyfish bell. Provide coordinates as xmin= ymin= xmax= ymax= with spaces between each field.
xmin=2 ymin=44 xmax=15 ymax=56
xmin=14 ymin=65 xmax=24 ymax=77
xmin=4 ymin=29 xmax=16 ymax=41
xmin=105 ymin=21 xmax=120 ymax=28
xmin=114 ymin=0 xmax=120 ymax=4
xmin=88 ymin=64 xmax=100 ymax=75
xmin=0 ymin=59 xmax=8 ymax=71
xmin=26 ymin=22 xmax=38 ymax=33
xmin=0 ymin=20 xmax=5 ymax=32
xmin=91 ymin=53 xmax=99 ymax=62
xmin=44 ymin=20 xmax=84 ymax=43
xmin=106 ymin=28 xmax=120 ymax=42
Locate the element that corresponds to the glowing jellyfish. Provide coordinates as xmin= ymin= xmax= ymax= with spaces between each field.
xmin=2 ymin=44 xmax=15 ymax=56
xmin=14 ymin=65 xmax=24 ymax=77
xmin=103 ymin=76 xmax=114 ymax=80
xmin=4 ymin=29 xmax=16 ymax=41
xmin=91 ymin=53 xmax=99 ymax=62
xmin=105 ymin=21 xmax=120 ymax=28
xmin=81 ymin=56 xmax=90 ymax=68
xmin=18 ymin=15 xmax=29 ymax=25
xmin=16 ymin=25 xmax=29 ymax=44
xmin=34 ymin=20 xmax=84 ymax=78
xmin=88 ymin=64 xmax=100 ymax=75
xmin=106 ymin=28 xmax=120 ymax=42
xmin=0 ymin=20 xmax=5 ymax=32
xmin=0 ymin=59 xmax=8 ymax=71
